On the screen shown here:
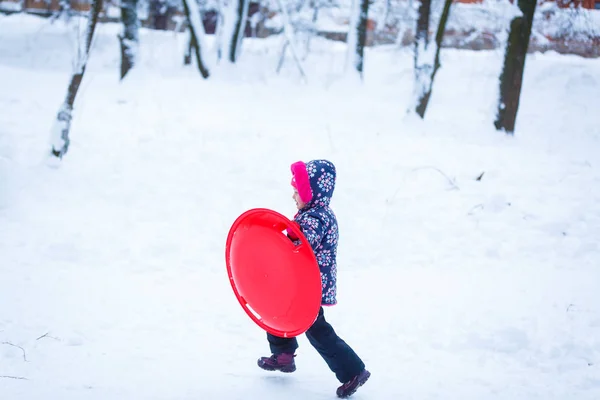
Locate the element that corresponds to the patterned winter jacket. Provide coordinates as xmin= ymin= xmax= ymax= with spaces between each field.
xmin=293 ymin=160 xmax=339 ymax=306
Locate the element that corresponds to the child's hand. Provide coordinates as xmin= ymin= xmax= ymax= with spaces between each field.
xmin=286 ymin=222 xmax=302 ymax=241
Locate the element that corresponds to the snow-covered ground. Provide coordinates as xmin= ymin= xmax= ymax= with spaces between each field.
xmin=1 ymin=13 xmax=599 ymax=400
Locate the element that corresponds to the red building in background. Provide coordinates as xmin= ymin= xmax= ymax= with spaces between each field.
xmin=456 ymin=0 xmax=598 ymax=8
xmin=3 ymin=0 xmax=600 ymax=16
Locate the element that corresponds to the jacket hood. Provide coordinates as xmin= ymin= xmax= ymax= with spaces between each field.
xmin=303 ymin=159 xmax=336 ymax=209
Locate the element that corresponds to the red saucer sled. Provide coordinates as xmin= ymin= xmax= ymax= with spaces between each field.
xmin=225 ymin=208 xmax=322 ymax=338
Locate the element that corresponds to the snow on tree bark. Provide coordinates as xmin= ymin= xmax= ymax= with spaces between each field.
xmin=355 ymin=0 xmax=370 ymax=76
xmin=212 ymin=0 xmax=225 ymax=61
xmin=222 ymin=0 xmax=250 ymax=63
xmin=412 ymin=0 xmax=432 ymax=117
xmin=345 ymin=0 xmax=370 ymax=77
xmin=494 ymin=0 xmax=537 ymax=134
xmin=119 ymin=0 xmax=139 ymax=80
xmin=50 ymin=0 xmax=103 ymax=159
xmin=414 ymin=0 xmax=452 ymax=118
xmin=182 ymin=0 xmax=210 ymax=78
xmin=186 ymin=0 xmax=224 ymax=65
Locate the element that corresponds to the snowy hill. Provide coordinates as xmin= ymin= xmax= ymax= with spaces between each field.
xmin=1 ymin=13 xmax=600 ymax=400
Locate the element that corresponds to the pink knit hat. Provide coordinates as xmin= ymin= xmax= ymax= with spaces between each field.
xmin=290 ymin=161 xmax=312 ymax=203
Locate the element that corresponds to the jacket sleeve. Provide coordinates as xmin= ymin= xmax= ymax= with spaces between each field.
xmin=296 ymin=212 xmax=327 ymax=252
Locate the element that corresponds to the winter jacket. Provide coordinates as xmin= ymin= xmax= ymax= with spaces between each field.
xmin=293 ymin=160 xmax=338 ymax=306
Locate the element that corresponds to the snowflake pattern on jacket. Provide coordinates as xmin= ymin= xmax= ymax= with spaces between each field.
xmin=293 ymin=160 xmax=339 ymax=306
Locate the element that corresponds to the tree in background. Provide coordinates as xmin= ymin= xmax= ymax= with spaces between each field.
xmin=185 ymin=2 xmax=224 ymax=65
xmin=346 ymin=0 xmax=371 ymax=78
xmin=494 ymin=0 xmax=537 ymax=134
xmin=415 ymin=0 xmax=452 ymax=118
xmin=50 ymin=0 xmax=103 ymax=159
xmin=212 ymin=0 xmax=225 ymax=61
xmin=182 ymin=0 xmax=211 ymax=77
xmin=411 ymin=0 xmax=453 ymax=118
xmin=119 ymin=0 xmax=139 ymax=80
xmin=274 ymin=0 xmax=307 ymax=80
xmin=222 ymin=0 xmax=250 ymax=62
xmin=412 ymin=0 xmax=431 ymax=115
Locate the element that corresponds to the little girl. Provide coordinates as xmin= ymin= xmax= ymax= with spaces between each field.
xmin=257 ymin=159 xmax=370 ymax=398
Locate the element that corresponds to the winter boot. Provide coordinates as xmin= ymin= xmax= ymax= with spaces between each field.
xmin=257 ymin=353 xmax=296 ymax=373
xmin=336 ymin=369 xmax=371 ymax=398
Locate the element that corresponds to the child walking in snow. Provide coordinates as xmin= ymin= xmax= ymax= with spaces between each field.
xmin=257 ymin=159 xmax=370 ymax=399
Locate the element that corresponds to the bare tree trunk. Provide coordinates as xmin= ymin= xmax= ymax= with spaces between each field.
xmin=412 ymin=0 xmax=431 ymax=118
xmin=415 ymin=0 xmax=452 ymax=118
xmin=184 ymin=30 xmax=193 ymax=65
xmin=50 ymin=0 xmax=103 ymax=159
xmin=119 ymin=0 xmax=139 ymax=80
xmin=226 ymin=0 xmax=250 ymax=63
xmin=346 ymin=0 xmax=370 ymax=78
xmin=355 ymin=0 xmax=370 ymax=76
xmin=182 ymin=0 xmax=210 ymax=78
xmin=414 ymin=0 xmax=431 ymax=61
xmin=494 ymin=0 xmax=537 ymax=134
